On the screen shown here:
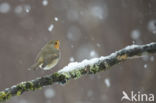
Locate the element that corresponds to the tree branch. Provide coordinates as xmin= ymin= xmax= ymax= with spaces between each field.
xmin=0 ymin=42 xmax=156 ymax=102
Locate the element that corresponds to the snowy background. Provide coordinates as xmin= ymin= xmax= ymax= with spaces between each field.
xmin=0 ymin=0 xmax=156 ymax=103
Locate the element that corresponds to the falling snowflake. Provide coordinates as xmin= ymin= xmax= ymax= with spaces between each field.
xmin=104 ymin=78 xmax=111 ymax=87
xmin=14 ymin=4 xmax=31 ymax=15
xmin=144 ymin=64 xmax=148 ymax=69
xmin=0 ymin=2 xmax=10 ymax=14
xmin=87 ymin=90 xmax=93 ymax=97
xmin=130 ymin=29 xmax=141 ymax=40
xmin=42 ymin=0 xmax=48 ymax=6
xmin=147 ymin=20 xmax=156 ymax=34
xmin=90 ymin=50 xmax=98 ymax=58
xmin=44 ymin=88 xmax=55 ymax=98
xmin=48 ymin=24 xmax=54 ymax=32
xmin=54 ymin=17 xmax=59 ymax=21
xmin=24 ymin=4 xmax=31 ymax=13
xmin=90 ymin=6 xmax=104 ymax=20
xmin=96 ymin=43 xmax=101 ymax=47
xmin=70 ymin=57 xmax=75 ymax=62
xmin=150 ymin=56 xmax=155 ymax=62
xmin=14 ymin=5 xmax=23 ymax=14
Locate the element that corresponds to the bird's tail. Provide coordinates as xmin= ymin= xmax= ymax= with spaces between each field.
xmin=28 ymin=62 xmax=40 ymax=71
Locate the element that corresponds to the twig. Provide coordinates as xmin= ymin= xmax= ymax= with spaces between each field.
xmin=0 ymin=42 xmax=156 ymax=102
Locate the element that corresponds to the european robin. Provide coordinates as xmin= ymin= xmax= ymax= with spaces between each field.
xmin=29 ymin=40 xmax=60 ymax=70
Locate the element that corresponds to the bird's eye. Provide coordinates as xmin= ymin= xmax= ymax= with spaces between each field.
xmin=54 ymin=40 xmax=60 ymax=49
xmin=55 ymin=42 xmax=57 ymax=45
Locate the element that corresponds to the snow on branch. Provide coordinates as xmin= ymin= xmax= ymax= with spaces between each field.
xmin=0 ymin=42 xmax=156 ymax=102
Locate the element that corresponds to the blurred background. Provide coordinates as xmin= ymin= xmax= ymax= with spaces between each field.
xmin=0 ymin=0 xmax=156 ymax=103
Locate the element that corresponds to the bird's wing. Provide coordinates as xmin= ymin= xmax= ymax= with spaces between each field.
xmin=35 ymin=46 xmax=49 ymax=62
xmin=41 ymin=54 xmax=59 ymax=68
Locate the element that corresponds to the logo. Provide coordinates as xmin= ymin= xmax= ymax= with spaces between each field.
xmin=121 ymin=91 xmax=154 ymax=102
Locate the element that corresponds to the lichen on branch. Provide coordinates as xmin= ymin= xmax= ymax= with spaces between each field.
xmin=0 ymin=42 xmax=156 ymax=103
